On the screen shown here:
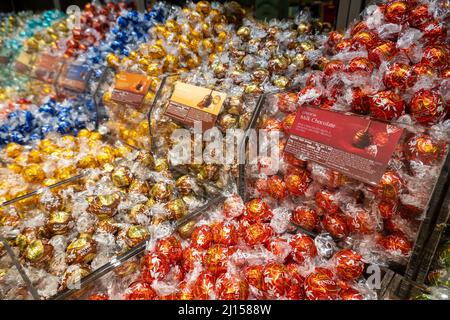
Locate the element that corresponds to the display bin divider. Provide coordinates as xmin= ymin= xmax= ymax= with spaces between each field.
xmin=0 ymin=235 xmax=40 ymax=300
xmin=52 ymin=58 xmax=66 ymax=98
xmin=51 ymin=192 xmax=227 ymax=300
xmin=53 ymin=59 xmax=66 ymax=98
xmin=146 ymin=73 xmax=249 ymax=199
xmin=147 ymin=73 xmax=179 ymax=154
xmin=91 ymin=66 xmax=112 ymax=130
xmin=0 ymin=173 xmax=85 ymax=207
xmin=50 ymin=238 xmax=148 ymax=300
xmin=237 ymin=85 xmax=303 ymax=201
xmin=238 ymin=94 xmax=266 ymax=202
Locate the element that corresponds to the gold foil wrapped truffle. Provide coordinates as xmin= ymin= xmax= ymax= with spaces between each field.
xmin=119 ymin=225 xmax=149 ymax=248
xmin=86 ymin=193 xmax=121 ymax=220
xmin=24 ymin=239 xmax=53 ymax=266
xmin=165 ymin=198 xmax=188 ymax=220
xmin=47 ymin=211 xmax=72 ymax=235
xmin=151 ymin=182 xmax=174 ymax=202
xmin=111 ymin=166 xmax=133 ymax=188
xmin=66 ymin=233 xmax=97 ymax=265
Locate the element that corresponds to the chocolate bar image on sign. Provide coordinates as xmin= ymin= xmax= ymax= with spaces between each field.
xmin=197 ymin=89 xmax=215 ymax=109
xmin=135 ymin=80 xmax=145 ymax=92
xmin=352 ymin=120 xmax=373 ymax=149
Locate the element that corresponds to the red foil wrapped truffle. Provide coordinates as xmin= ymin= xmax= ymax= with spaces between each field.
xmin=409 ymin=89 xmax=446 ymax=125
xmin=289 ymin=234 xmax=318 ymax=264
xmin=262 ymin=263 xmax=291 ymax=298
xmin=369 ymin=90 xmax=406 ymax=121
xmin=304 ymin=268 xmax=339 ymax=300
xmin=334 ymin=249 xmax=365 ymax=281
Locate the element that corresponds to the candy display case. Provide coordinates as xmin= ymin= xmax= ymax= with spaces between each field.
xmin=51 ymin=187 xmax=405 ymax=300
xmin=0 ymin=127 xmax=235 ymax=299
xmin=52 ymin=193 xmax=227 ymax=300
xmin=0 ymin=0 xmax=449 ymax=301
xmin=255 ymin=0 xmax=450 ymax=299
xmin=237 ymin=87 xmax=450 ymax=287
xmin=0 ymin=135 xmax=130 ymax=299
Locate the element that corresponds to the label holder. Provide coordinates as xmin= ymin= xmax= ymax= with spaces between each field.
xmin=30 ymin=53 xmax=64 ymax=85
xmin=14 ymin=51 xmax=36 ymax=76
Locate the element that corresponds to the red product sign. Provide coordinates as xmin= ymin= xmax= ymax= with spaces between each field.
xmin=284 ymin=106 xmax=404 ymax=185
xmin=0 ymin=55 xmax=10 ymax=65
xmin=33 ymin=54 xmax=63 ymax=83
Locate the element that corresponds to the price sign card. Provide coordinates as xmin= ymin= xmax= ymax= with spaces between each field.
xmin=111 ymin=72 xmax=152 ymax=110
xmin=33 ymin=53 xmax=64 ymax=83
xmin=284 ymin=106 xmax=404 ymax=185
xmin=14 ymin=52 xmax=34 ymax=74
xmin=0 ymin=54 xmax=10 ymax=65
xmin=58 ymin=62 xmax=91 ymax=92
xmin=164 ymin=82 xmax=226 ymax=131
